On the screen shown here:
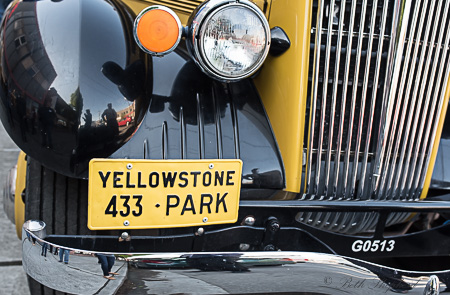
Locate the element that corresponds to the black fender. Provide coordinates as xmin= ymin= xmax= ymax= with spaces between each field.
xmin=0 ymin=0 xmax=285 ymax=195
xmin=111 ymin=43 xmax=286 ymax=197
xmin=0 ymin=0 xmax=151 ymax=177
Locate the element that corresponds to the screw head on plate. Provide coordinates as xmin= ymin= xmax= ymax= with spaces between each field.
xmin=203 ymin=217 xmax=208 ymax=223
xmin=127 ymin=164 xmax=133 ymax=170
xmin=209 ymin=164 xmax=214 ymax=169
xmin=124 ymin=220 xmax=130 ymax=226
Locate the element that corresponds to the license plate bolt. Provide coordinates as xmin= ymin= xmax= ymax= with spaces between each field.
xmin=244 ymin=216 xmax=255 ymax=226
xmin=124 ymin=220 xmax=130 ymax=226
xmin=239 ymin=243 xmax=250 ymax=251
xmin=209 ymin=164 xmax=214 ymax=169
xmin=196 ymin=227 xmax=204 ymax=236
xmin=203 ymin=217 xmax=208 ymax=223
xmin=127 ymin=163 xmax=133 ymax=170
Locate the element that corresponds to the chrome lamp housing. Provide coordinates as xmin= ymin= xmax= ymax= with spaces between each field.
xmin=186 ymin=0 xmax=271 ymax=82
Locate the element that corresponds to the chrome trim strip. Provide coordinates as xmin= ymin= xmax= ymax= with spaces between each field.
xmin=332 ymin=0 xmax=358 ymax=197
xmin=317 ymin=0 xmax=335 ymax=196
xmin=306 ymin=0 xmax=324 ymax=194
xmin=326 ymin=0 xmax=346 ymax=198
xmin=358 ymin=0 xmax=390 ymax=199
xmin=378 ymin=0 xmax=422 ymax=199
xmin=398 ymin=0 xmax=437 ymax=198
xmin=371 ymin=0 xmax=412 ymax=196
xmin=22 ymin=221 xmax=450 ymax=295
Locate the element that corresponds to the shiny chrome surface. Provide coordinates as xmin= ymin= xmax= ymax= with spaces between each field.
xmin=302 ymin=0 xmax=450 ymax=233
xmin=332 ymin=0 xmax=357 ymax=197
xmin=304 ymin=0 xmax=450 ymax=202
xmin=425 ymin=276 xmax=441 ymax=295
xmin=186 ymin=0 xmax=271 ymax=81
xmin=382 ymin=0 xmax=423 ymax=199
xmin=325 ymin=0 xmax=346 ymax=196
xmin=306 ymin=0 xmax=323 ymax=194
xmin=358 ymin=0 xmax=389 ymax=198
xmin=2 ymin=164 xmax=16 ymax=224
xmin=396 ymin=0 xmax=437 ymax=197
xmin=408 ymin=0 xmax=450 ymax=194
xmin=22 ymin=221 xmax=450 ymax=294
xmin=371 ymin=0 xmax=411 ymax=198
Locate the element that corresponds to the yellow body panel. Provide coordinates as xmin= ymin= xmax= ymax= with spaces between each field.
xmin=254 ymin=0 xmax=312 ymax=193
xmin=15 ymin=151 xmax=26 ymax=239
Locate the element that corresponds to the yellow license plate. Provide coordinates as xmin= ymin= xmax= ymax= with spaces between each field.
xmin=88 ymin=159 xmax=242 ymax=230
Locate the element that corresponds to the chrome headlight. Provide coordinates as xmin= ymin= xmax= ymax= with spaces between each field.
xmin=187 ymin=0 xmax=271 ymax=82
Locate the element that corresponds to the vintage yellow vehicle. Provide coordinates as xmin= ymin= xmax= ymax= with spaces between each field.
xmin=2 ymin=0 xmax=450 ymax=294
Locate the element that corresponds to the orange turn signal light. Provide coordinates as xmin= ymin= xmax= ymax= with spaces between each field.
xmin=134 ymin=6 xmax=182 ymax=56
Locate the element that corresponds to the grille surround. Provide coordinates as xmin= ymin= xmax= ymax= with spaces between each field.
xmin=299 ymin=0 xmax=450 ymax=234
xmin=304 ymin=0 xmax=450 ymax=202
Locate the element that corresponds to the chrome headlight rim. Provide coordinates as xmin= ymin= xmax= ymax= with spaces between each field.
xmin=189 ymin=0 xmax=271 ymax=82
xmin=133 ymin=5 xmax=183 ymax=56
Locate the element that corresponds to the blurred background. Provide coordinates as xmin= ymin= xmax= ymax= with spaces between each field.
xmin=0 ymin=122 xmax=30 ymax=294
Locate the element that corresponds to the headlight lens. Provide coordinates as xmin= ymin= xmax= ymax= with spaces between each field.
xmin=189 ymin=1 xmax=270 ymax=81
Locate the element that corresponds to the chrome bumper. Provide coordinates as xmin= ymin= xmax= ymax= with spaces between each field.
xmin=22 ymin=220 xmax=448 ymax=295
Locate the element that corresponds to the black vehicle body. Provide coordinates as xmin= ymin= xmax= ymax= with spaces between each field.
xmin=2 ymin=0 xmax=450 ymax=294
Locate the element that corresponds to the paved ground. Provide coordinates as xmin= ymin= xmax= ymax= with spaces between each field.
xmin=0 ymin=123 xmax=30 ymax=294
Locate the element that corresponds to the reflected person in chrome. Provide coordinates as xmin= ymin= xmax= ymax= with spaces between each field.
xmin=96 ymin=253 xmax=118 ymax=280
xmin=58 ymin=247 xmax=70 ymax=264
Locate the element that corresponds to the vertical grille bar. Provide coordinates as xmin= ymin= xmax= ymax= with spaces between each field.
xmin=404 ymin=0 xmax=445 ymax=196
xmin=397 ymin=1 xmax=436 ymax=197
xmin=370 ymin=0 xmax=412 ymax=197
xmin=316 ymin=0 xmax=335 ymax=195
xmin=391 ymin=0 xmax=429 ymax=197
xmin=306 ymin=0 xmax=325 ymax=194
xmin=350 ymin=0 xmax=377 ymax=198
xmin=414 ymin=1 xmax=450 ymax=197
xmin=332 ymin=0 xmax=358 ymax=197
xmin=378 ymin=0 xmax=422 ymax=199
xmin=358 ymin=0 xmax=390 ymax=199
xmin=302 ymin=0 xmax=450 ymax=234
xmin=342 ymin=0 xmax=368 ymax=198
xmin=304 ymin=0 xmax=450 ymax=204
xmin=325 ymin=0 xmax=346 ymax=198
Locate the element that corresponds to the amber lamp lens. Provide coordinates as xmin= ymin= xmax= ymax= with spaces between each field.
xmin=136 ymin=9 xmax=179 ymax=53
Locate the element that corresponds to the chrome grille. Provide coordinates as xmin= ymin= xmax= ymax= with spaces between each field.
xmin=304 ymin=0 xmax=450 ymax=202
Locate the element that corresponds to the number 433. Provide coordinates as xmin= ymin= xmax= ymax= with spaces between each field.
xmin=105 ymin=195 xmax=143 ymax=217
